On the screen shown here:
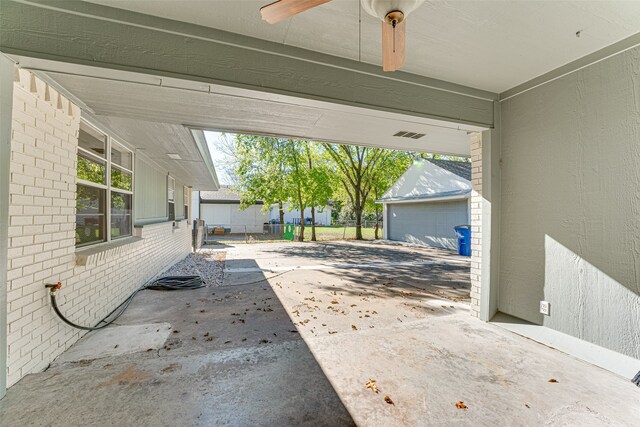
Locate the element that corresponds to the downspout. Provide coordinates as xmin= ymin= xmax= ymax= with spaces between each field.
xmin=0 ymin=54 xmax=15 ymax=399
xmin=382 ymin=203 xmax=389 ymax=240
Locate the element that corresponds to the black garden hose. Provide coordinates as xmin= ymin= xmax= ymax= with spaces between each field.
xmin=48 ymin=276 xmax=204 ymax=331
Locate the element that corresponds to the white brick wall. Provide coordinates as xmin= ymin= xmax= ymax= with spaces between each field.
xmin=5 ymin=69 xmax=191 ymax=387
xmin=469 ymin=132 xmax=482 ymax=318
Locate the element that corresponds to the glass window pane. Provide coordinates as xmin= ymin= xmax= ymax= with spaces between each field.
xmin=167 ymin=176 xmax=175 ymax=202
xmin=76 ymin=184 xmax=106 ymax=246
xmin=78 ymin=123 xmax=107 ymax=158
xmin=111 ymin=192 xmax=132 ymax=239
xmin=77 ymin=154 xmax=106 ymax=185
xmin=111 ymin=143 xmax=133 ymax=170
xmin=111 ymin=167 xmax=132 ymax=191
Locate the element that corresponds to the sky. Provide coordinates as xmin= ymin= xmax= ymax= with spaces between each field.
xmin=205 ymin=131 xmax=234 ymax=186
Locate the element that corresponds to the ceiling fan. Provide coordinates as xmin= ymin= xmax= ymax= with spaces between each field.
xmin=260 ymin=0 xmax=426 ymax=72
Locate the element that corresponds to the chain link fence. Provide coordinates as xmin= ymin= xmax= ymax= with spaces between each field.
xmin=202 ymin=220 xmax=383 ymax=244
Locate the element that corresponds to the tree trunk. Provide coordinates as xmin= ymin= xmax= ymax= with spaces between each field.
xmin=278 ymin=200 xmax=285 ymax=225
xmin=354 ymin=191 xmax=363 ymax=240
xmin=354 ymin=207 xmax=363 ymax=240
xmin=311 ymin=207 xmax=317 ymax=241
xmin=297 ymin=188 xmax=305 ymax=241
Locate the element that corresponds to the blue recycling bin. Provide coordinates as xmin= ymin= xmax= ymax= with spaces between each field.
xmin=454 ymin=225 xmax=471 ymax=257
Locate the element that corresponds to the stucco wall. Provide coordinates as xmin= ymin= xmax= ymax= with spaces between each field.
xmin=499 ymin=47 xmax=640 ymax=359
xmin=134 ymin=156 xmax=167 ymax=224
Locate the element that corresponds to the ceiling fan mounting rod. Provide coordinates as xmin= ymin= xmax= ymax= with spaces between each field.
xmin=385 ymin=10 xmax=405 ymax=28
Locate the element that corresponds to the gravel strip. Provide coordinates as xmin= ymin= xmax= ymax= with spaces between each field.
xmin=162 ymin=249 xmax=226 ymax=287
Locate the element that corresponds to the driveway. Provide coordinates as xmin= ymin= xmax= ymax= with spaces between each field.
xmin=1 ymin=241 xmax=638 ymax=426
xmin=225 ymin=241 xmax=639 ymax=426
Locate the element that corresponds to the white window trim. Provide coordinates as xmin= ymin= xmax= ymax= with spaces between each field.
xmin=76 ymin=119 xmax=134 ymax=247
xmin=167 ymin=174 xmax=176 ymax=203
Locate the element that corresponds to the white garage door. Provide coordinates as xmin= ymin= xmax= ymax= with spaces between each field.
xmin=387 ymin=200 xmax=469 ymax=250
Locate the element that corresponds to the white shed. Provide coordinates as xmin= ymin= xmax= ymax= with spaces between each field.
xmin=198 ymin=186 xmax=269 ymax=234
xmin=269 ymin=203 xmax=332 ymax=225
xmin=378 ymin=159 xmax=471 ymax=250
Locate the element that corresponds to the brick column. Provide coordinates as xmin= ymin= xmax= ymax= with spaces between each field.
xmin=5 ymin=69 xmax=81 ymax=386
xmin=469 ymin=126 xmax=500 ymax=321
xmin=0 ymin=54 xmax=15 ymax=399
xmin=469 ymin=133 xmax=482 ymax=317
xmin=4 ymin=69 xmax=193 ymax=387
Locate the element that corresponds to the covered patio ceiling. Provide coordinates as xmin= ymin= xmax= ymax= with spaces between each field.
xmin=86 ymin=0 xmax=640 ymax=93
xmin=29 ymin=59 xmax=480 ymax=158
xmin=3 ymin=0 xmax=640 ymax=182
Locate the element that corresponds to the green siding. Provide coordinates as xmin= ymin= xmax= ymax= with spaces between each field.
xmin=175 ymin=180 xmax=184 ymax=219
xmin=134 ymin=157 xmax=167 ymax=224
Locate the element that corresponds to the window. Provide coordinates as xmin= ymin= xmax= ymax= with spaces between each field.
xmin=183 ymin=185 xmax=190 ymax=220
xmin=167 ymin=175 xmax=175 ymax=221
xmin=76 ymin=121 xmax=134 ymax=246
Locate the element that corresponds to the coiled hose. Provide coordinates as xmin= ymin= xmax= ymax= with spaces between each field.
xmin=49 ymin=276 xmax=205 ymax=331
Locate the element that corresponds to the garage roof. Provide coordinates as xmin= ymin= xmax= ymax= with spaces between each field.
xmin=200 ymin=186 xmax=263 ymax=205
xmin=378 ymin=159 xmax=472 ymax=204
xmin=424 ymin=159 xmax=471 ymax=181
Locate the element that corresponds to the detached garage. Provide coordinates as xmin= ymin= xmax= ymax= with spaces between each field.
xmin=198 ymin=186 xmax=269 ymax=234
xmin=379 ymin=159 xmax=471 ymax=250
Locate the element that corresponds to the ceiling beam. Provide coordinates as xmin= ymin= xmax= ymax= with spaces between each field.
xmin=0 ymin=0 xmax=496 ymax=128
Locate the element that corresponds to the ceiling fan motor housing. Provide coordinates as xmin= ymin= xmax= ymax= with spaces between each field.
xmin=385 ymin=11 xmax=405 ymax=27
xmin=360 ymin=0 xmax=426 ymax=21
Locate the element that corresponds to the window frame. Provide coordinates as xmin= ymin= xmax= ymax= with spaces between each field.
xmin=183 ymin=185 xmax=190 ymax=220
xmin=167 ymin=174 xmax=176 ymax=221
xmin=76 ymin=119 xmax=135 ymax=247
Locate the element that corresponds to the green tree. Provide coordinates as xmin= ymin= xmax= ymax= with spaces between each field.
xmin=364 ymin=152 xmax=413 ymax=239
xmin=302 ymin=143 xmax=333 ymax=241
xmin=419 ymin=152 xmax=470 ymax=162
xmin=283 ymin=138 xmax=308 ymax=240
xmin=233 ymin=135 xmax=290 ymax=225
xmin=323 ymin=144 xmax=411 ymax=240
xmin=233 ymin=136 xmax=333 ymax=241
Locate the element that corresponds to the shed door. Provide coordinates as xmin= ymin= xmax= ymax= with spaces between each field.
xmin=387 ymin=200 xmax=468 ymax=250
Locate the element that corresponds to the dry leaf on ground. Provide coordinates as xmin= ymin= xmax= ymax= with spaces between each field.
xmin=365 ymin=379 xmax=381 ymax=394
xmin=384 ymin=396 xmax=395 ymax=405
xmin=548 ymin=378 xmax=558 ymax=383
xmin=455 ymin=401 xmax=468 ymax=410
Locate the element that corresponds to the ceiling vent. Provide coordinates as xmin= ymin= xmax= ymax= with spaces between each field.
xmin=393 ymin=131 xmax=426 ymax=139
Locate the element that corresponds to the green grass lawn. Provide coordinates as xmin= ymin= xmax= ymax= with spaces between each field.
xmin=302 ymin=226 xmax=378 ymax=241
xmin=206 ymin=226 xmax=379 ymax=245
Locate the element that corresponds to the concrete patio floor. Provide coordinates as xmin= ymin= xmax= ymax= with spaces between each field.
xmin=1 ymin=241 xmax=638 ymax=426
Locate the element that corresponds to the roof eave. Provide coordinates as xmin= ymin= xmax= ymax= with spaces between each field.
xmin=377 ymin=191 xmax=471 ymax=204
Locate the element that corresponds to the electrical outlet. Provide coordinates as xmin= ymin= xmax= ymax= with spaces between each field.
xmin=540 ymin=301 xmax=550 ymax=316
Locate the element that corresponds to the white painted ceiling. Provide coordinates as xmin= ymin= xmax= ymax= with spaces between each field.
xmin=92 ymin=117 xmax=217 ymax=190
xmin=85 ymin=0 xmax=640 ymax=93
xmin=41 ymin=64 xmax=475 ymax=157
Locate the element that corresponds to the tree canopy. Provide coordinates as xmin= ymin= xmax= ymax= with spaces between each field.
xmin=228 ymin=134 xmax=463 ymax=241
